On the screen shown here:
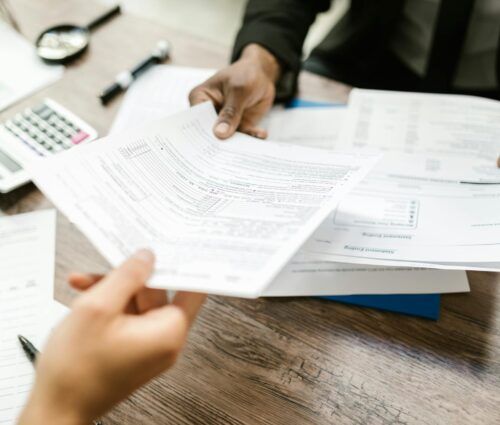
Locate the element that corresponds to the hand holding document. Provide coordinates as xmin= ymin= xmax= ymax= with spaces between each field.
xmin=108 ymin=67 xmax=469 ymax=296
xmin=110 ymin=64 xmax=347 ymax=150
xmin=29 ymin=102 xmax=379 ymax=297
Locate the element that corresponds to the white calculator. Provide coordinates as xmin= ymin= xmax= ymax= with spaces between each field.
xmin=0 ymin=99 xmax=98 ymax=193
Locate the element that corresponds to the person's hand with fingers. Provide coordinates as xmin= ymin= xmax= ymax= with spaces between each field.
xmin=189 ymin=43 xmax=281 ymax=140
xmin=18 ymin=249 xmax=206 ymax=425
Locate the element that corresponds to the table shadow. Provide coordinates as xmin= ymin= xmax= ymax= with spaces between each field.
xmin=0 ymin=183 xmax=36 ymax=211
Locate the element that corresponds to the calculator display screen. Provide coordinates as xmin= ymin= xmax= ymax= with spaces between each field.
xmin=0 ymin=147 xmax=22 ymax=173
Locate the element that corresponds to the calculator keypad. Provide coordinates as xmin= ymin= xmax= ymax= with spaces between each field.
xmin=1 ymin=102 xmax=92 ymax=157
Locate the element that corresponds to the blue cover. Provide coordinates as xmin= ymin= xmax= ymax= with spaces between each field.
xmin=321 ymin=295 xmax=440 ymax=320
xmin=286 ymin=98 xmax=344 ymax=108
xmin=287 ymin=98 xmax=441 ymax=320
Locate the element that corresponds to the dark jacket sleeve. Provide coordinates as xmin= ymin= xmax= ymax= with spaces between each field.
xmin=232 ymin=0 xmax=331 ymax=99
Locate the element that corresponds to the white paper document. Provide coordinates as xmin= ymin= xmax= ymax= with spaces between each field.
xmin=263 ymin=254 xmax=469 ymax=296
xmin=261 ymin=107 xmax=346 ymax=150
xmin=336 ymin=89 xmax=500 ymax=183
xmin=304 ymin=89 xmax=500 ymax=270
xmin=0 ymin=23 xmax=63 ymax=112
xmin=110 ymin=71 xmax=469 ymax=295
xmin=30 ymin=103 xmax=379 ymax=297
xmin=110 ymin=65 xmax=215 ymax=134
xmin=0 ymin=210 xmax=64 ymax=425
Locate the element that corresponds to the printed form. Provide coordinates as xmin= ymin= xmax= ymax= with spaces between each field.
xmin=0 ymin=210 xmax=62 ymax=425
xmin=30 ymin=103 xmax=379 ymax=297
xmin=110 ymin=69 xmax=469 ymax=295
xmin=304 ymin=89 xmax=500 ymax=270
xmin=337 ymin=89 xmax=500 ymax=182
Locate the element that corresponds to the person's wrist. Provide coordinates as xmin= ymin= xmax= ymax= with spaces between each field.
xmin=240 ymin=44 xmax=281 ymax=83
xmin=18 ymin=393 xmax=89 ymax=425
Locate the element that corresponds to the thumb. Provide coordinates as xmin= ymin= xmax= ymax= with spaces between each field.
xmin=214 ymin=92 xmax=246 ymax=140
xmin=89 ymin=249 xmax=155 ymax=313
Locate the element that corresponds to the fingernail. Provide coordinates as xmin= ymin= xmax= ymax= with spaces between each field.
xmin=215 ymin=122 xmax=230 ymax=137
xmin=133 ymin=249 xmax=154 ymax=263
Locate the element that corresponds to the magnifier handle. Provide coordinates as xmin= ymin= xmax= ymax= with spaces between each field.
xmin=86 ymin=5 xmax=121 ymax=31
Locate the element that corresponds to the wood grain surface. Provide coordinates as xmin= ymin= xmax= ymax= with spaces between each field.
xmin=1 ymin=1 xmax=499 ymax=424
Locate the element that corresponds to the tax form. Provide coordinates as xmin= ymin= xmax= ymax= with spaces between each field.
xmin=110 ymin=69 xmax=469 ymax=295
xmin=0 ymin=210 xmax=59 ymax=424
xmin=304 ymin=89 xmax=500 ymax=270
xmin=30 ymin=103 xmax=379 ymax=297
xmin=336 ymin=89 xmax=500 ymax=183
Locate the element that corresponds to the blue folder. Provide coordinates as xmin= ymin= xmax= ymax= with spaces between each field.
xmin=287 ymin=98 xmax=441 ymax=320
xmin=320 ymin=295 xmax=440 ymax=320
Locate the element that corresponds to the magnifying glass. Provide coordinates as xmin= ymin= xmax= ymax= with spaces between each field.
xmin=35 ymin=5 xmax=121 ymax=64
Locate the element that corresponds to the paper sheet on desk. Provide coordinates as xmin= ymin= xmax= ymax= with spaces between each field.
xmin=109 ymin=66 xmax=468 ymax=296
xmin=0 ymin=300 xmax=68 ymax=425
xmin=0 ymin=23 xmax=63 ymax=112
xmin=30 ymin=102 xmax=380 ymax=297
xmin=0 ymin=210 xmax=68 ymax=425
xmin=110 ymin=66 xmax=215 ymax=134
xmin=336 ymin=89 xmax=500 ymax=183
xmin=303 ymin=89 xmax=500 ymax=270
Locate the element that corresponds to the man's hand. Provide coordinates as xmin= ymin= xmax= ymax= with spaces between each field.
xmin=189 ymin=44 xmax=281 ymax=140
xmin=18 ymin=250 xmax=206 ymax=425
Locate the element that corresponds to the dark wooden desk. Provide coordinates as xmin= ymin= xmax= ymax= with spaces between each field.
xmin=2 ymin=1 xmax=499 ymax=424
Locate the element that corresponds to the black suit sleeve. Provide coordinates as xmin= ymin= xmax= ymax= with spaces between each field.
xmin=232 ymin=0 xmax=331 ymax=100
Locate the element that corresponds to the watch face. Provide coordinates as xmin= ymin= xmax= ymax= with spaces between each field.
xmin=275 ymin=69 xmax=298 ymax=103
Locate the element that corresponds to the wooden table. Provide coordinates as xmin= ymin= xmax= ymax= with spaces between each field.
xmin=2 ymin=1 xmax=500 ymax=424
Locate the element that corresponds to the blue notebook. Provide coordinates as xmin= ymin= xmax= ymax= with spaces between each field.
xmin=286 ymin=98 xmax=441 ymax=320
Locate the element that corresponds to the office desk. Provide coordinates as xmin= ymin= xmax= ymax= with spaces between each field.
xmin=2 ymin=1 xmax=499 ymax=424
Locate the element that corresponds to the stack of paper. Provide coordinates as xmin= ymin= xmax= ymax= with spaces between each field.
xmin=303 ymin=89 xmax=500 ymax=272
xmin=23 ymin=66 xmax=470 ymax=300
xmin=107 ymin=65 xmax=470 ymax=298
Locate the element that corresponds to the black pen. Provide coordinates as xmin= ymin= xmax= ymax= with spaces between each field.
xmin=18 ymin=335 xmax=39 ymax=363
xmin=99 ymin=40 xmax=171 ymax=105
xmin=18 ymin=335 xmax=103 ymax=425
